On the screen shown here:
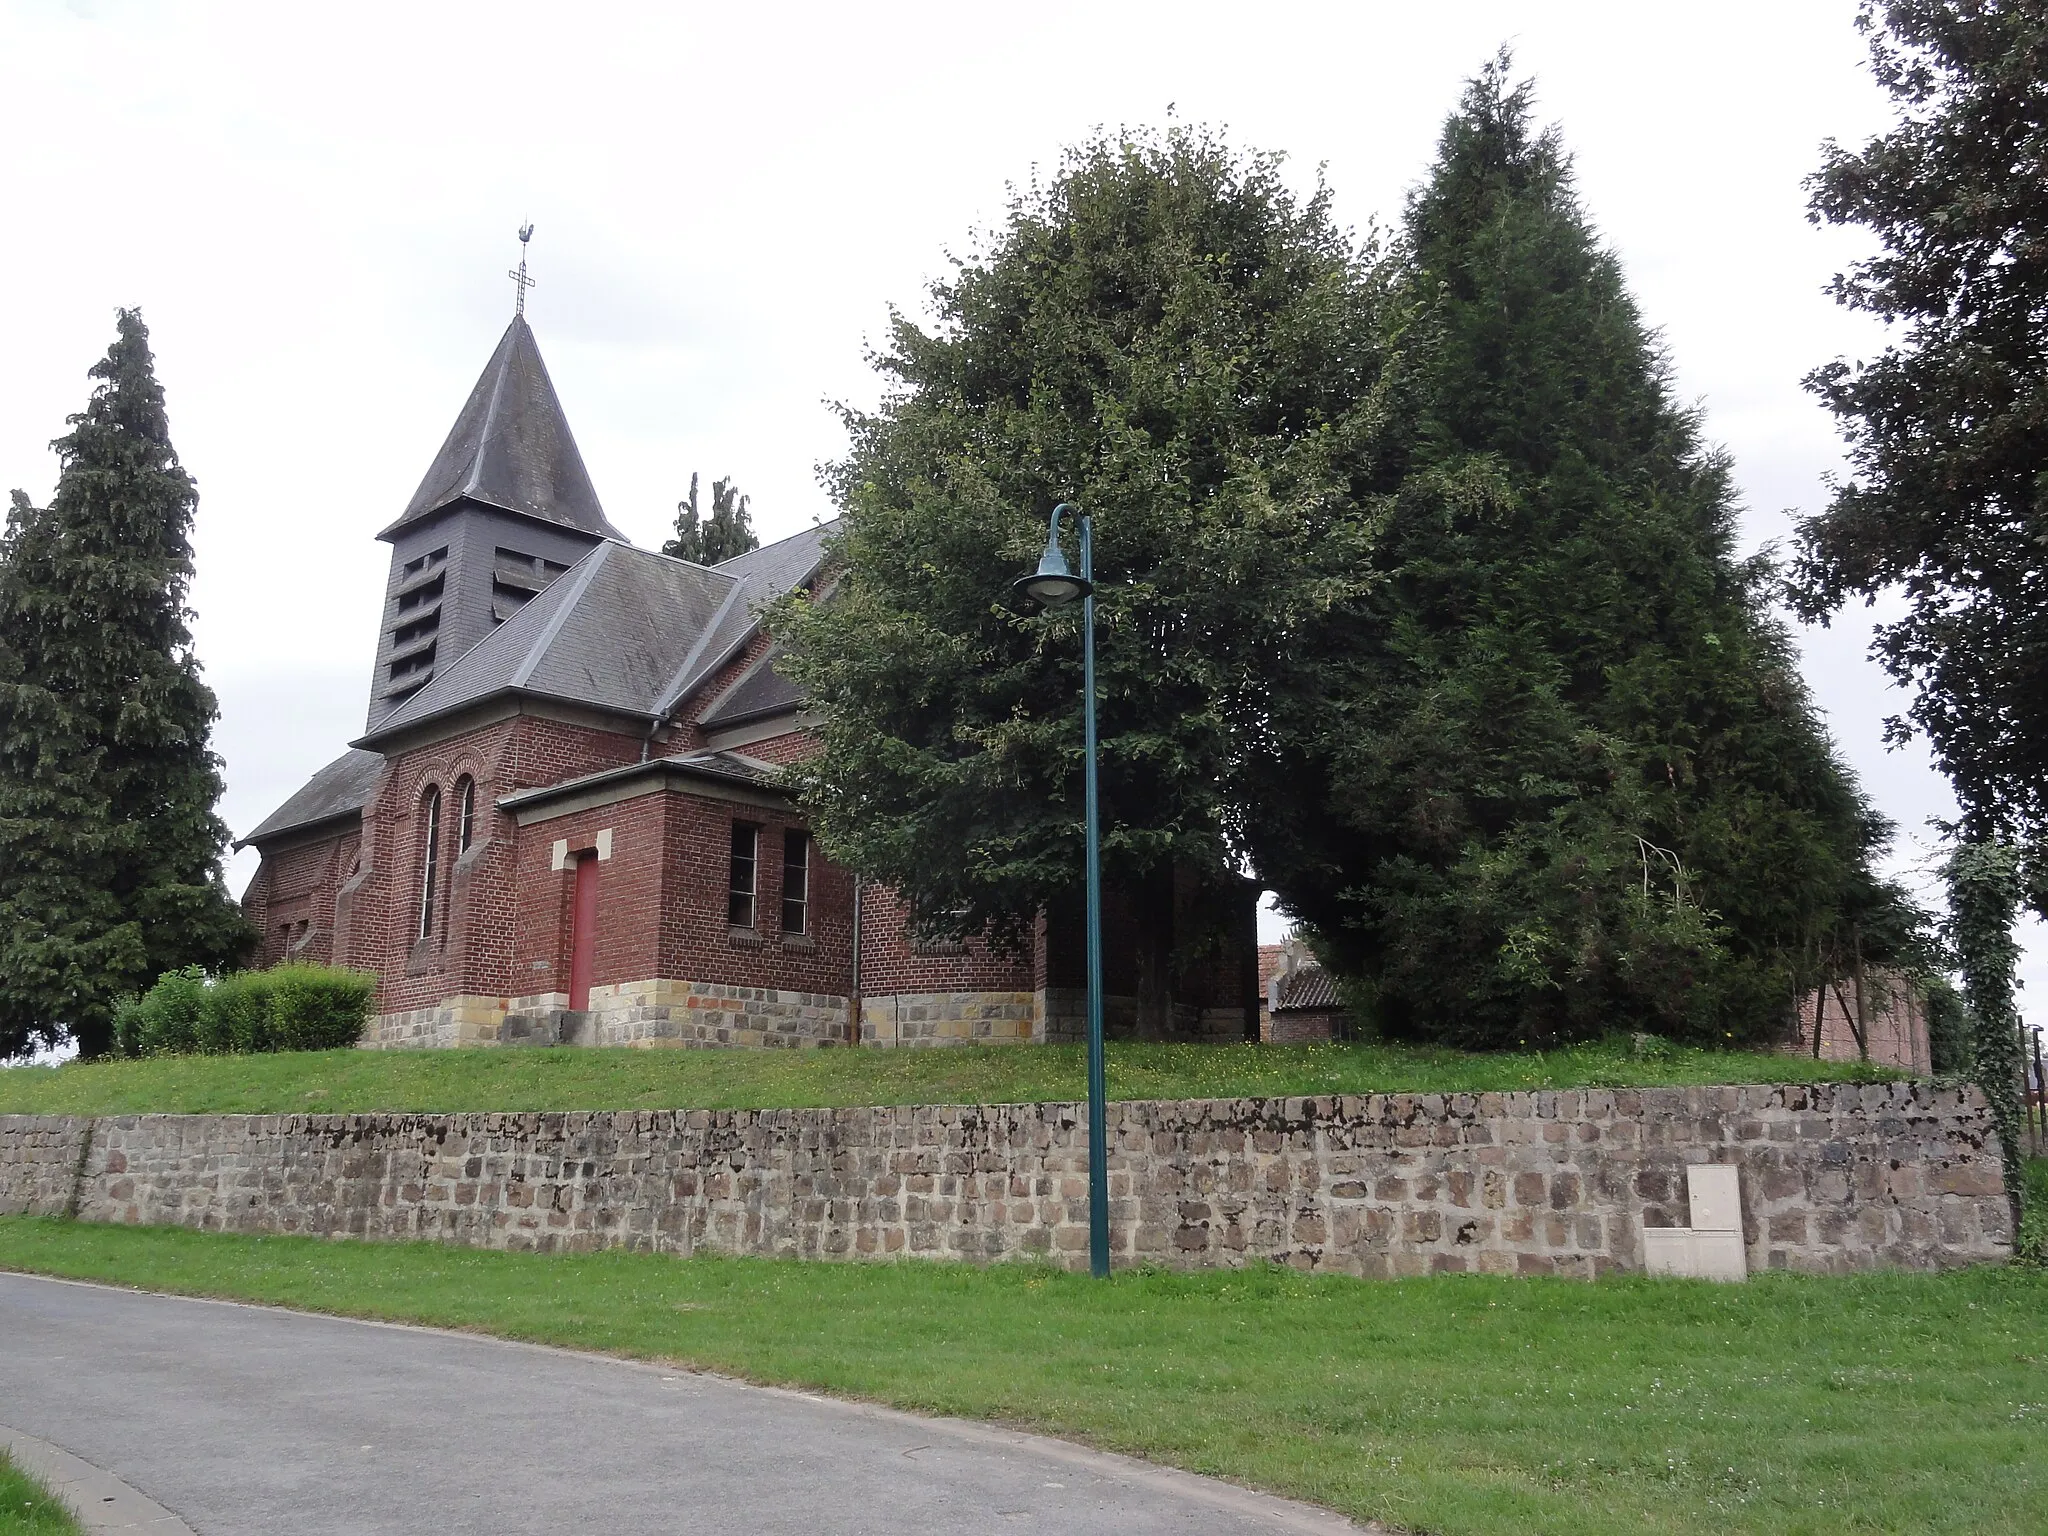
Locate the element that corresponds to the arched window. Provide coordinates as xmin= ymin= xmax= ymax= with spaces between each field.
xmin=417 ymin=786 xmax=442 ymax=940
xmin=455 ymin=777 xmax=477 ymax=854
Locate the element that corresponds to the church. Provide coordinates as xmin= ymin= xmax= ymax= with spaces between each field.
xmin=238 ymin=305 xmax=1260 ymax=1049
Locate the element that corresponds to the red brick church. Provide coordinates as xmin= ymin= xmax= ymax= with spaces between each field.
xmin=239 ymin=313 xmax=1259 ymax=1049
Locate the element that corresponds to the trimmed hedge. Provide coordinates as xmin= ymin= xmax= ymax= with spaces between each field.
xmin=114 ymin=964 xmax=376 ymax=1056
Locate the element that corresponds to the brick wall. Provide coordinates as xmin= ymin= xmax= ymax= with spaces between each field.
xmin=506 ymin=784 xmax=858 ymax=1034
xmin=1268 ymin=1010 xmax=1343 ymax=1045
xmin=342 ymin=715 xmax=646 ymax=1016
xmin=855 ymin=885 xmax=1036 ymax=999
xmin=360 ymin=777 xmax=863 ymax=1046
xmin=730 ymin=730 xmax=816 ymax=766
xmin=242 ymin=822 xmax=363 ymax=968
xmin=653 ymin=791 xmax=852 ymax=997
xmin=2 ymin=1082 xmax=2009 ymax=1276
xmin=1788 ymin=979 xmax=1931 ymax=1074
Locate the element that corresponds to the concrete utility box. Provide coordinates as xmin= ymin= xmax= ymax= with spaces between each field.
xmin=1642 ymin=1163 xmax=1747 ymax=1282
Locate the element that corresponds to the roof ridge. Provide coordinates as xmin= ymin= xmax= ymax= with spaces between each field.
xmin=460 ymin=330 xmax=516 ymax=502
xmin=650 ymin=573 xmax=748 ymax=718
xmin=511 ymin=541 xmax=612 ymax=690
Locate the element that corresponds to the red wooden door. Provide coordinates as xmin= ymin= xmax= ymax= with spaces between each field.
xmin=568 ymin=852 xmax=599 ymax=1011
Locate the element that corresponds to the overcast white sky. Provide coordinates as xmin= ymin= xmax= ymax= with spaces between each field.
xmin=3 ymin=1 xmax=2038 ymax=1008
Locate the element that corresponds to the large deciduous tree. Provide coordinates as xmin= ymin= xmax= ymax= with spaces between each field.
xmin=773 ymin=127 xmax=1405 ymax=1026
xmin=1246 ymin=59 xmax=1920 ymax=1047
xmin=0 ymin=310 xmax=250 ymax=1059
xmin=1793 ymin=3 xmax=2048 ymax=1168
xmin=1794 ymin=1 xmax=2048 ymax=842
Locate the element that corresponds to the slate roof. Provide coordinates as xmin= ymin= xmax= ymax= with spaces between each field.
xmin=237 ymin=749 xmax=384 ymax=849
xmin=495 ymin=748 xmax=789 ymax=814
xmin=355 ymin=520 xmax=838 ymax=746
xmin=1273 ymin=963 xmax=1344 ymax=1013
xmin=380 ymin=316 xmax=626 ymax=542
xmin=698 ymin=644 xmax=803 ymax=728
xmin=714 ymin=519 xmax=837 ymax=599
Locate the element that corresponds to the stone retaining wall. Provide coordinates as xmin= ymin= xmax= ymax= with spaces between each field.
xmin=0 ymin=1082 xmax=2009 ymax=1276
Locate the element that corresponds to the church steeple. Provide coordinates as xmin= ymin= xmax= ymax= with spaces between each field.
xmin=380 ymin=314 xmax=625 ymax=543
xmin=364 ymin=242 xmax=628 ymax=730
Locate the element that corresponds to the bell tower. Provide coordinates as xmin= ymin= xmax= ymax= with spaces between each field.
xmin=365 ymin=232 xmax=627 ymax=729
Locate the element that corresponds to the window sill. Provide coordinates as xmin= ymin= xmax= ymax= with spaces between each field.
xmin=780 ymin=935 xmax=817 ymax=954
xmin=727 ymin=927 xmax=766 ymax=949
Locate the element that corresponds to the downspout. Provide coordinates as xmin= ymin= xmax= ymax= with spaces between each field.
xmin=848 ymin=875 xmax=863 ymax=1047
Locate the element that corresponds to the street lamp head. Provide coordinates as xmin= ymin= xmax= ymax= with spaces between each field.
xmin=1014 ymin=505 xmax=1092 ymax=608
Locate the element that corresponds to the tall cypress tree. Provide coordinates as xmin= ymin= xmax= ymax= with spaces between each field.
xmin=0 ymin=310 xmax=249 ymax=1059
xmin=1248 ymin=60 xmax=1921 ymax=1047
xmin=663 ymin=472 xmax=760 ymax=565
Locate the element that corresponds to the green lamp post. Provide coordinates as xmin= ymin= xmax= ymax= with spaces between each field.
xmin=1014 ymin=502 xmax=1109 ymax=1278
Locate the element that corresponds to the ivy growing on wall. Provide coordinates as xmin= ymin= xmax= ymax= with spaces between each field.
xmin=1943 ymin=839 xmax=2029 ymax=1242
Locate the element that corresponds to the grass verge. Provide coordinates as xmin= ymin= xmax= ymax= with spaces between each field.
xmin=0 ymin=1039 xmax=1902 ymax=1118
xmin=0 ymin=1450 xmax=81 ymax=1535
xmin=1 ymin=1218 xmax=2041 ymax=1536
xmin=2020 ymin=1155 xmax=2048 ymax=1263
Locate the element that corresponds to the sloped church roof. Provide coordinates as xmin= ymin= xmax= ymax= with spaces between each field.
xmin=380 ymin=315 xmax=627 ymax=542
xmin=357 ymin=521 xmax=835 ymax=745
xmin=236 ymin=747 xmax=385 ymax=850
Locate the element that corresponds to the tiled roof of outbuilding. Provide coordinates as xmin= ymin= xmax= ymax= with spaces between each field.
xmin=380 ymin=316 xmax=627 ymax=543
xmin=1274 ymin=963 xmax=1344 ymax=1013
xmin=237 ymin=748 xmax=384 ymax=849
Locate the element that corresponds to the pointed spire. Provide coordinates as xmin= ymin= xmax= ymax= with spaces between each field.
xmin=379 ymin=316 xmax=625 ymax=542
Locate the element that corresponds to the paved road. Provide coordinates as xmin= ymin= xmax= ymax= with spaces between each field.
xmin=0 ymin=1273 xmax=1364 ymax=1535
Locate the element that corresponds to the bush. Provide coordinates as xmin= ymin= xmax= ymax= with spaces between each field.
xmin=111 ymin=994 xmax=144 ymax=1058
xmin=267 ymin=964 xmax=376 ymax=1051
xmin=201 ymin=970 xmax=273 ymax=1053
xmin=116 ymin=963 xmax=375 ymax=1056
xmin=116 ymin=965 xmax=208 ymax=1056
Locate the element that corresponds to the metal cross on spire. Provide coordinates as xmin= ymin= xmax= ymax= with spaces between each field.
xmin=508 ymin=223 xmax=537 ymax=318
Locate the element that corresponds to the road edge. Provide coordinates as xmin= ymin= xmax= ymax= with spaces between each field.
xmin=2 ymin=1423 xmax=196 ymax=1535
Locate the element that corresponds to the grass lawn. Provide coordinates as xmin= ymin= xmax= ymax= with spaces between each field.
xmin=0 ymin=1039 xmax=1903 ymax=1118
xmin=0 ymin=1450 xmax=81 ymax=1536
xmin=1 ymin=1219 xmax=2041 ymax=1535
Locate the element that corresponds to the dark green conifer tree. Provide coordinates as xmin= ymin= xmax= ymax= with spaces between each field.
xmin=663 ymin=472 xmax=760 ymax=565
xmin=0 ymin=311 xmax=250 ymax=1059
xmin=1248 ymin=60 xmax=1921 ymax=1047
